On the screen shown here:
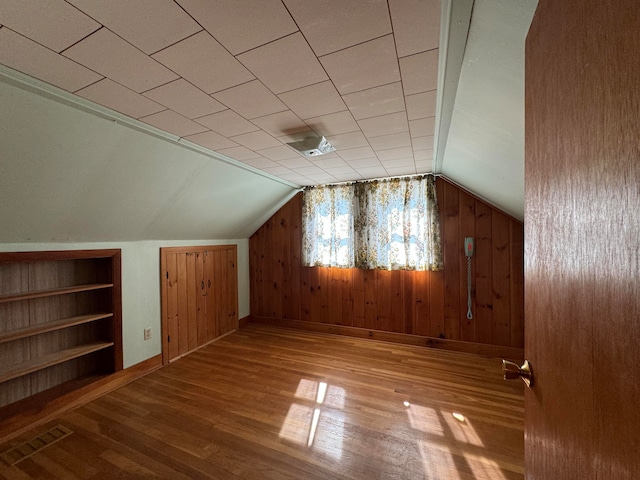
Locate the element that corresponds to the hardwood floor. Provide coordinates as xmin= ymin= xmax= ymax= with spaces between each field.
xmin=0 ymin=325 xmax=524 ymax=479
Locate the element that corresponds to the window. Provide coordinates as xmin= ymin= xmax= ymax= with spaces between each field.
xmin=302 ymin=175 xmax=442 ymax=271
xmin=301 ymin=183 xmax=354 ymax=268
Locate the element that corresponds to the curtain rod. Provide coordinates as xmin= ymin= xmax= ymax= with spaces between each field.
xmin=302 ymin=173 xmax=436 ymax=189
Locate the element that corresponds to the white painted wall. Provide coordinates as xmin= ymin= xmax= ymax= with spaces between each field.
xmin=438 ymin=0 xmax=538 ymax=220
xmin=0 ymin=239 xmax=250 ymax=369
xmin=0 ymin=73 xmax=297 ymax=244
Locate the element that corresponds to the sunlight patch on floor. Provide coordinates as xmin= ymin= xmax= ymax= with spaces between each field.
xmin=406 ymin=404 xmax=445 ymax=436
xmin=442 ymin=410 xmax=484 ymax=447
xmin=280 ymin=379 xmax=345 ymax=459
xmin=416 ymin=439 xmax=461 ymax=480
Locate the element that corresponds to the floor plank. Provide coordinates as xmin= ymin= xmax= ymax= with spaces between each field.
xmin=0 ymin=324 xmax=524 ymax=479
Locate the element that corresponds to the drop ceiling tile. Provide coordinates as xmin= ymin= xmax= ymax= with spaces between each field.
xmin=256 ymin=145 xmax=301 ymax=161
xmin=356 ymin=165 xmax=389 ymax=178
xmin=338 ymin=146 xmax=376 ymax=161
xmin=251 ymin=110 xmax=309 ymax=137
xmin=283 ymin=0 xmax=391 ymax=56
xmin=325 ymin=165 xmax=357 ymax=174
xmin=333 ymin=171 xmax=363 ymax=182
xmin=320 ymin=35 xmax=400 ymax=95
xmin=306 ymin=111 xmax=359 ymax=137
xmin=213 ymin=80 xmax=287 ymax=119
xmin=230 ymin=130 xmax=282 ymax=150
xmin=386 ymin=165 xmax=416 ymax=175
xmin=406 ymin=90 xmax=437 ymax=120
xmin=76 ymin=78 xmax=165 ymax=118
xmin=241 ymin=157 xmax=280 ymax=169
xmin=182 ymin=130 xmax=238 ymax=150
xmin=296 ymin=165 xmax=325 ymax=176
xmin=342 ymin=82 xmax=405 ymax=120
xmin=376 ymin=147 xmax=414 ymax=161
xmin=325 ymin=131 xmax=369 ymax=150
xmin=238 ymin=33 xmax=328 ymax=94
xmin=279 ymin=172 xmax=313 ymax=185
xmin=63 ymin=28 xmax=178 ymax=92
xmin=367 ymin=132 xmax=412 ymax=150
xmin=400 ymin=50 xmax=438 ymax=95
xmin=415 ymin=162 xmax=431 ymax=173
xmin=143 ymin=79 xmax=227 ymax=119
xmin=306 ymin=173 xmax=338 ymax=184
xmin=278 ymin=157 xmax=314 ymax=169
xmin=348 ymin=158 xmax=384 ymax=168
xmin=411 ymin=135 xmax=435 ymax=151
xmin=276 ymin=129 xmax=317 ymax=144
xmin=409 ymin=116 xmax=435 ymax=138
xmin=389 ymin=0 xmax=440 ymax=58
xmin=152 ymin=31 xmax=254 ymax=94
xmin=139 ymin=110 xmax=208 ymax=137
xmin=66 ymin=0 xmax=201 ymax=54
xmin=358 ymin=112 xmax=408 ymax=138
xmin=413 ymin=149 xmax=434 ymax=161
xmin=0 ymin=28 xmax=102 ymax=92
xmin=278 ymin=81 xmax=347 ymax=120
xmin=310 ymin=157 xmax=348 ymax=169
xmin=195 ymin=109 xmax=259 ymax=137
xmin=383 ymin=157 xmax=415 ymax=167
xmin=262 ymin=165 xmax=295 ymax=175
xmin=175 ymin=0 xmax=297 ymax=55
xmin=217 ymin=146 xmax=262 ymax=161
xmin=0 ymin=0 xmax=99 ymax=52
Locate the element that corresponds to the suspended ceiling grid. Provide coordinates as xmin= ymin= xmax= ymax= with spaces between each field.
xmin=0 ymin=0 xmax=439 ymax=186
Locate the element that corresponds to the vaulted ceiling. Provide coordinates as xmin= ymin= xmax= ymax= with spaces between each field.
xmin=0 ymin=0 xmax=439 ymax=186
xmin=0 ymin=1 xmax=537 ymax=243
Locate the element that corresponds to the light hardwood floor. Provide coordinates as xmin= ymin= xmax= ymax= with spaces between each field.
xmin=0 ymin=325 xmax=524 ymax=479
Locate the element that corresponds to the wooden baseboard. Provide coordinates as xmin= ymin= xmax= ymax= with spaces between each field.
xmin=0 ymin=354 xmax=163 ymax=445
xmin=238 ymin=316 xmax=250 ymax=328
xmin=248 ymin=316 xmax=524 ymax=360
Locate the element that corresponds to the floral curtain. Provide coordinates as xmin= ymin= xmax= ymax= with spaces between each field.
xmin=354 ymin=175 xmax=442 ymax=271
xmin=302 ymin=183 xmax=355 ymax=268
xmin=302 ymin=175 xmax=442 ymax=271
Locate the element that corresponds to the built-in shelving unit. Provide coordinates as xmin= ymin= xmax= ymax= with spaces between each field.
xmin=0 ymin=249 xmax=122 ymax=410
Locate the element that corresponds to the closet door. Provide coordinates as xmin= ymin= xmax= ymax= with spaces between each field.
xmin=161 ymin=246 xmax=238 ymax=364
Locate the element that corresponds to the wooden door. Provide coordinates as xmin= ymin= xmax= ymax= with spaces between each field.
xmin=525 ymin=1 xmax=640 ymax=478
xmin=161 ymin=245 xmax=238 ymax=364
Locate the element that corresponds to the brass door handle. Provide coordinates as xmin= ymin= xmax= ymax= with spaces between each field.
xmin=502 ymin=359 xmax=533 ymax=388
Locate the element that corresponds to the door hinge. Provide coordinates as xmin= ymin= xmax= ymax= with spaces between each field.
xmin=166 ymin=271 xmax=169 ymax=279
xmin=167 ymin=335 xmax=170 ymax=343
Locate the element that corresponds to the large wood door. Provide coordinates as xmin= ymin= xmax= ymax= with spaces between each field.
xmin=525 ymin=1 xmax=640 ymax=478
xmin=160 ymin=245 xmax=238 ymax=363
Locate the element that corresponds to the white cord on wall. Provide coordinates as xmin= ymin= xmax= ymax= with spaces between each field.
xmin=466 ymin=255 xmax=473 ymax=320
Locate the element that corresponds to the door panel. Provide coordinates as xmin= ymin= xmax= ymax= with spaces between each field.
xmin=195 ymin=252 xmax=207 ymax=347
xmin=176 ymin=253 xmax=189 ymax=356
xmin=186 ymin=253 xmax=198 ymax=351
xmin=161 ymin=245 xmax=239 ymax=363
xmin=165 ymin=253 xmax=179 ymax=361
xmin=525 ymin=1 xmax=640 ymax=478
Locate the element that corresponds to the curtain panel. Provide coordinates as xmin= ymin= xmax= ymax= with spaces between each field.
xmin=302 ymin=175 xmax=443 ymax=271
xmin=301 ymin=183 xmax=355 ymax=268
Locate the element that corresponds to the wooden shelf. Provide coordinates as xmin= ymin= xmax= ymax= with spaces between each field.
xmin=0 ymin=283 xmax=113 ymax=304
xmin=0 ymin=249 xmax=122 ymax=411
xmin=0 ymin=313 xmax=114 ymax=344
xmin=0 ymin=342 xmax=115 ymax=384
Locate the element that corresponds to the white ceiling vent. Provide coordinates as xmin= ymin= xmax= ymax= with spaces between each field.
xmin=286 ymin=136 xmax=335 ymax=157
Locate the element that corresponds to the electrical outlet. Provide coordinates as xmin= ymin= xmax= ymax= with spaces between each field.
xmin=144 ymin=327 xmax=151 ymax=340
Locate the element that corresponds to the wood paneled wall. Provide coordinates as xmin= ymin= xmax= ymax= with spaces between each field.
xmin=249 ymin=177 xmax=524 ymax=352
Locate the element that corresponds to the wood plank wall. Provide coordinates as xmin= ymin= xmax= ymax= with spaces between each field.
xmin=249 ymin=177 xmax=524 ymax=352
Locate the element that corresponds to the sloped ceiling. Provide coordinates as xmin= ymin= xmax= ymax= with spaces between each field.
xmin=0 ymin=0 xmax=537 ymax=243
xmin=0 ymin=0 xmax=440 ymax=186
xmin=436 ymin=0 xmax=538 ymax=220
xmin=0 ymin=75 xmax=296 ymax=242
